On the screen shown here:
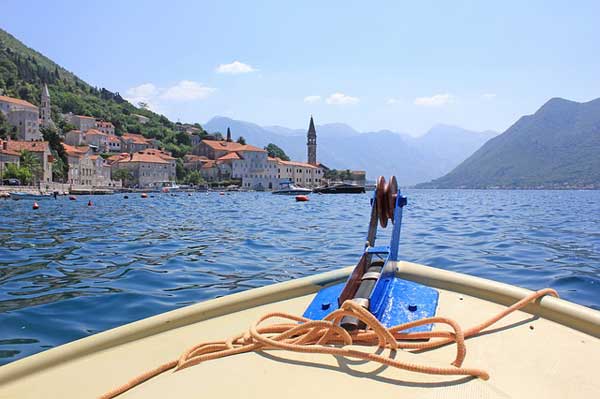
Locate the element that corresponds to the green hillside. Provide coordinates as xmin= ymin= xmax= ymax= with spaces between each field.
xmin=0 ymin=28 xmax=203 ymax=157
xmin=417 ymin=97 xmax=600 ymax=189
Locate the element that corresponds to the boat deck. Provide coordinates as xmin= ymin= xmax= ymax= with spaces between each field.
xmin=0 ymin=262 xmax=598 ymax=398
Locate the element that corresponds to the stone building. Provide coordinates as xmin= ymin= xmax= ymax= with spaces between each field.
xmin=107 ymin=135 xmax=121 ymax=152
xmin=0 ymin=96 xmax=41 ymax=141
xmin=110 ymin=151 xmax=173 ymax=188
xmin=64 ymin=114 xmax=96 ymax=132
xmin=120 ymin=133 xmax=154 ymax=153
xmin=142 ymin=148 xmax=177 ymax=180
xmin=64 ymin=130 xmax=85 ymax=146
xmin=63 ymin=144 xmax=120 ymax=187
xmin=95 ymin=120 xmax=115 ymax=135
xmin=193 ymin=139 xmax=277 ymax=189
xmin=6 ymin=140 xmax=53 ymax=183
xmin=0 ymin=139 xmax=20 ymax=177
xmin=84 ymin=129 xmax=109 ymax=152
xmin=273 ymin=158 xmax=323 ymax=188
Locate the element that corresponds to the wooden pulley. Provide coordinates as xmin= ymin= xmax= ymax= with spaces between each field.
xmin=375 ymin=175 xmax=399 ymax=228
xmin=386 ymin=175 xmax=398 ymax=223
xmin=376 ymin=176 xmax=388 ymax=228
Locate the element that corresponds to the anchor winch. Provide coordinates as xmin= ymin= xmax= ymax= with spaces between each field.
xmin=303 ymin=176 xmax=439 ymax=332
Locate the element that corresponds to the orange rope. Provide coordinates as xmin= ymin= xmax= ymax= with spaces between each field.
xmin=99 ymin=288 xmax=558 ymax=399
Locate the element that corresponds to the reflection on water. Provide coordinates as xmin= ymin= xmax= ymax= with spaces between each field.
xmin=0 ymin=189 xmax=599 ymax=364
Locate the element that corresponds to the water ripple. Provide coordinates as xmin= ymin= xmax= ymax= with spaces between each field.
xmin=0 ymin=189 xmax=599 ymax=364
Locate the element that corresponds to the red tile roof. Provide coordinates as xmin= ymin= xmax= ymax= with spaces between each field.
xmin=183 ymin=154 xmax=208 ymax=162
xmin=85 ymin=129 xmax=108 ymax=137
xmin=0 ymin=95 xmax=37 ymax=109
xmin=142 ymin=149 xmax=175 ymax=160
xmin=0 ymin=140 xmax=20 ymax=156
xmin=6 ymin=140 xmax=50 ymax=153
xmin=62 ymin=144 xmax=90 ymax=157
xmin=107 ymin=135 xmax=121 ymax=143
xmin=201 ymin=160 xmax=216 ymax=168
xmin=114 ymin=152 xmax=168 ymax=164
xmin=217 ymin=152 xmax=241 ymax=161
xmin=122 ymin=133 xmax=151 ymax=145
xmin=201 ymin=140 xmax=265 ymax=153
xmin=276 ymin=158 xmax=318 ymax=169
xmin=106 ymin=153 xmax=129 ymax=164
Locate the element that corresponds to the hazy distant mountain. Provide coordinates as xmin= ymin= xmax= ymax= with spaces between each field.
xmin=417 ymin=97 xmax=600 ymax=189
xmin=204 ymin=117 xmax=496 ymax=185
xmin=407 ymin=125 xmax=497 ymax=175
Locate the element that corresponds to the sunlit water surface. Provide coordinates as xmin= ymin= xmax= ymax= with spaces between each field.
xmin=1 ymin=189 xmax=599 ymax=364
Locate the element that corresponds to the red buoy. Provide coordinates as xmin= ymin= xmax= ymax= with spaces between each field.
xmin=141 ymin=193 xmax=148 ymax=198
xmin=88 ymin=200 xmax=93 ymax=207
xmin=296 ymin=195 xmax=309 ymax=202
xmin=69 ymin=195 xmax=77 ymax=201
xmin=32 ymin=201 xmax=39 ymax=210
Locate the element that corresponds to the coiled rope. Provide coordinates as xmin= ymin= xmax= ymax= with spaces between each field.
xmin=100 ymin=288 xmax=558 ymax=399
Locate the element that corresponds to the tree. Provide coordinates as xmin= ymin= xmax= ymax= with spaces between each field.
xmin=51 ymin=156 xmax=67 ymax=182
xmin=264 ymin=143 xmax=290 ymax=161
xmin=185 ymin=170 xmax=205 ymax=186
xmin=175 ymin=158 xmax=186 ymax=181
xmin=41 ymin=126 xmax=69 ymax=179
xmin=0 ymin=112 xmax=16 ymax=139
xmin=20 ymin=150 xmax=42 ymax=183
xmin=2 ymin=163 xmax=32 ymax=184
xmin=175 ymin=130 xmax=191 ymax=146
xmin=236 ymin=136 xmax=246 ymax=145
xmin=112 ymin=168 xmax=133 ymax=185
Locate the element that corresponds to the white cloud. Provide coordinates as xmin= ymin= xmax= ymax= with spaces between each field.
xmin=304 ymin=95 xmax=321 ymax=104
xmin=215 ymin=61 xmax=257 ymax=74
xmin=482 ymin=93 xmax=497 ymax=100
xmin=326 ymin=92 xmax=359 ymax=105
xmin=124 ymin=83 xmax=161 ymax=111
xmin=125 ymin=83 xmax=158 ymax=99
xmin=387 ymin=98 xmax=400 ymax=105
xmin=160 ymin=80 xmax=216 ymax=101
xmin=124 ymin=80 xmax=215 ymax=112
xmin=414 ymin=93 xmax=452 ymax=107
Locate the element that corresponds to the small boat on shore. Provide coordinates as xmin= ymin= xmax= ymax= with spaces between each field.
xmin=272 ymin=179 xmax=312 ymax=195
xmin=0 ymin=176 xmax=598 ymax=399
xmin=313 ymin=182 xmax=366 ymax=194
xmin=9 ymin=192 xmax=52 ymax=200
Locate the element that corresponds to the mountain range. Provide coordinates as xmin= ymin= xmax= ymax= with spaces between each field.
xmin=417 ymin=97 xmax=600 ymax=189
xmin=204 ymin=117 xmax=497 ymax=185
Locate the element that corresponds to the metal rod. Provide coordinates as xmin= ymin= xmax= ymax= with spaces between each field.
xmin=340 ymin=261 xmax=383 ymax=331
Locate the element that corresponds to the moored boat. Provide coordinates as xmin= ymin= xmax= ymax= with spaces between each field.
xmin=313 ymin=182 xmax=366 ymax=194
xmin=272 ymin=179 xmax=312 ymax=195
xmin=9 ymin=192 xmax=52 ymax=200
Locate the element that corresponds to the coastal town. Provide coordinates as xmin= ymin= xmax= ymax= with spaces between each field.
xmin=0 ymin=83 xmax=365 ymax=196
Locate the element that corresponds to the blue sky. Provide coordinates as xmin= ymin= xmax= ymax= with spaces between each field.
xmin=2 ymin=0 xmax=599 ymax=135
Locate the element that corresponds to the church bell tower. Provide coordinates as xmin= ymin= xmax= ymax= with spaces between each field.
xmin=40 ymin=83 xmax=53 ymax=128
xmin=307 ymin=115 xmax=317 ymax=165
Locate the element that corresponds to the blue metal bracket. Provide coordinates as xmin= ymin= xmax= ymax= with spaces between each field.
xmin=303 ymin=280 xmax=438 ymax=332
xmin=303 ymin=177 xmax=438 ymax=332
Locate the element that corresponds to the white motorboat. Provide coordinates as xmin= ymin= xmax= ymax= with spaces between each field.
xmin=272 ymin=179 xmax=312 ymax=195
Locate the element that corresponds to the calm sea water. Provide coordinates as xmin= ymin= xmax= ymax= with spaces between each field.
xmin=0 ymin=190 xmax=599 ymax=365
